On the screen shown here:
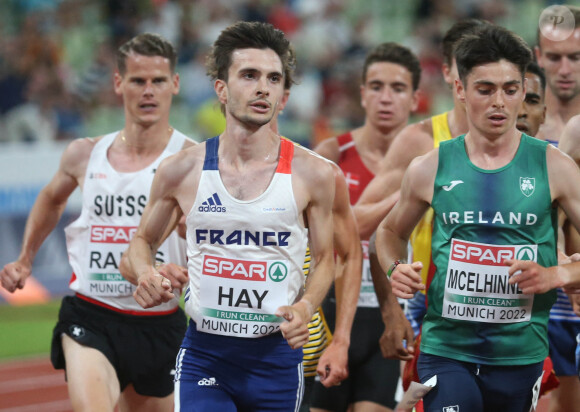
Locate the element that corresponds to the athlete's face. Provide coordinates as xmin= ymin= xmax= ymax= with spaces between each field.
xmin=114 ymin=53 xmax=179 ymax=127
xmin=215 ymin=48 xmax=285 ymax=129
xmin=516 ymin=72 xmax=546 ymax=137
xmin=457 ymin=59 xmax=525 ymax=140
xmin=360 ymin=62 xmax=418 ymax=133
xmin=536 ymin=29 xmax=580 ymax=102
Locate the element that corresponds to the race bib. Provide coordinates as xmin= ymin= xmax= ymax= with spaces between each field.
xmin=86 ymin=225 xmax=137 ymax=296
xmin=442 ymin=239 xmax=535 ymax=323
xmin=198 ymin=254 xmax=289 ymax=337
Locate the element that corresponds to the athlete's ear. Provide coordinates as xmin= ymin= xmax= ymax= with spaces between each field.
xmin=360 ymin=83 xmax=367 ymax=110
xmin=215 ymin=79 xmax=227 ymax=105
xmin=278 ymin=89 xmax=290 ymax=112
xmin=410 ymin=89 xmax=420 ymax=113
xmin=172 ymin=72 xmax=180 ymax=95
xmin=455 ymin=78 xmax=466 ymax=103
xmin=114 ymin=70 xmax=123 ymax=96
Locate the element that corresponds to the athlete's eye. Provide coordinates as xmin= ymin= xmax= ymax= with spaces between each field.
xmin=525 ymin=97 xmax=540 ymax=104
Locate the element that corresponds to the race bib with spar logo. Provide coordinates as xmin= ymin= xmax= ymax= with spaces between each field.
xmin=87 ymin=225 xmax=137 ymax=296
xmin=198 ymin=254 xmax=290 ymax=337
xmin=442 ymin=238 xmax=536 ymax=323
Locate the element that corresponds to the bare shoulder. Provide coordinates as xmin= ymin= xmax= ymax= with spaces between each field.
xmin=312 ymin=136 xmax=340 ymax=163
xmin=547 ymin=143 xmax=580 ymax=202
xmin=60 ymin=136 xmax=100 ymax=180
xmin=547 ymin=143 xmax=578 ymax=176
xmin=156 ymin=141 xmax=206 ymax=191
xmin=293 ymin=145 xmax=335 ymax=183
xmin=389 ymin=119 xmax=434 ymax=158
xmin=559 ymin=114 xmax=580 ymax=158
xmin=405 ymin=148 xmax=439 ymax=196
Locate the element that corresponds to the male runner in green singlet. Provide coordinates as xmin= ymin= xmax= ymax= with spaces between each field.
xmin=377 ymin=25 xmax=580 ymax=411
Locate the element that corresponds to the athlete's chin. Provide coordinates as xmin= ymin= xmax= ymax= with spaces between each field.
xmin=240 ymin=114 xmax=273 ymax=128
xmin=555 ymin=89 xmax=580 ymax=102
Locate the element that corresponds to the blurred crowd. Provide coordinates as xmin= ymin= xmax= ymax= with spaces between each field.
xmin=0 ymin=0 xmax=554 ymax=147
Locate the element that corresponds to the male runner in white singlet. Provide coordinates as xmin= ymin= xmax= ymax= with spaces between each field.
xmin=1 ymin=33 xmax=195 ymax=412
xmin=121 ymin=22 xmax=335 ymax=411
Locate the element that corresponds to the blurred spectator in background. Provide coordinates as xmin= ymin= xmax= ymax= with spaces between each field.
xmin=0 ymin=0 xmax=550 ymax=146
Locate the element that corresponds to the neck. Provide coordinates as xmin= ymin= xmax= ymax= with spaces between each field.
xmin=544 ymin=89 xmax=580 ymax=124
xmin=119 ymin=122 xmax=173 ymax=153
xmin=220 ymin=121 xmax=280 ymax=165
xmin=464 ymin=126 xmax=521 ymax=169
xmin=448 ymin=101 xmax=469 ymax=137
xmin=356 ymin=120 xmax=408 ymax=157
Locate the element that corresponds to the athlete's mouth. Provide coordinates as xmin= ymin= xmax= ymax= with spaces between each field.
xmin=249 ymin=99 xmax=271 ymax=111
xmin=139 ymin=102 xmax=158 ymax=109
xmin=516 ymin=122 xmax=528 ymax=133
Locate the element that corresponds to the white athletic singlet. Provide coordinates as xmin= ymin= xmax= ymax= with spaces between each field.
xmin=65 ymin=130 xmax=188 ymax=314
xmin=184 ymin=136 xmax=308 ymax=338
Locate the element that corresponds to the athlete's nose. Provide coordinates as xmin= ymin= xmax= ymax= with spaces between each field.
xmin=517 ymin=102 xmax=527 ymax=118
xmin=492 ymin=91 xmax=505 ymax=108
xmin=256 ymin=77 xmax=270 ymax=97
xmin=380 ymin=88 xmax=394 ymax=103
xmin=143 ymin=80 xmax=154 ymax=96
xmin=559 ymin=56 xmax=572 ymax=77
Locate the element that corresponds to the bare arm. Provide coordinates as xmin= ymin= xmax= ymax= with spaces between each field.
xmin=354 ymin=123 xmax=434 ymax=239
xmin=375 ymin=151 xmax=436 ymax=299
xmin=558 ymin=114 xmax=580 ymax=164
xmin=316 ymin=165 xmax=362 ymax=386
xmin=1 ymin=139 xmax=91 ymax=292
xmin=277 ymin=153 xmax=336 ymax=349
xmin=120 ymin=151 xmax=196 ymax=308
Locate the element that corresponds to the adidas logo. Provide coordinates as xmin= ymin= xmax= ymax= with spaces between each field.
xmin=198 ymin=377 xmax=218 ymax=386
xmin=198 ymin=193 xmax=226 ymax=213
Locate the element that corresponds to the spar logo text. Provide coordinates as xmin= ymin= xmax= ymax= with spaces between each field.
xmin=90 ymin=226 xmax=137 ymax=244
xmin=203 ymin=255 xmax=267 ymax=281
xmin=451 ymin=240 xmax=515 ymax=267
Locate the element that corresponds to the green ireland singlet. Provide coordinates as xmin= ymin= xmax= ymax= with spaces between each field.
xmin=421 ymin=134 xmax=557 ymax=366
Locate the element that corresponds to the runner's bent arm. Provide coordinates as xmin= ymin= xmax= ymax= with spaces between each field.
xmin=375 ymin=151 xmax=436 ymax=299
xmin=1 ymin=138 xmax=92 ymax=292
xmin=120 ymin=151 xmax=196 ymax=308
xmin=277 ymin=153 xmax=336 ymax=349
xmin=317 ymin=167 xmax=362 ymax=386
xmin=353 ymin=123 xmax=434 ymax=239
